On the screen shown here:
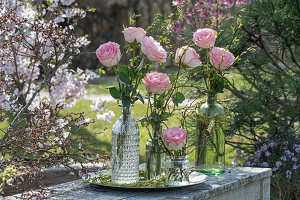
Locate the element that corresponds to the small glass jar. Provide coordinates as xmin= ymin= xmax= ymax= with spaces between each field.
xmin=145 ymin=123 xmax=165 ymax=180
xmin=165 ymin=155 xmax=190 ymax=186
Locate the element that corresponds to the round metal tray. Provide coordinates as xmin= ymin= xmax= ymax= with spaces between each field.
xmin=82 ymin=170 xmax=209 ymax=190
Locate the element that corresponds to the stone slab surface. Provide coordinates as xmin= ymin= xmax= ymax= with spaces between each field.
xmin=6 ymin=166 xmax=272 ymax=200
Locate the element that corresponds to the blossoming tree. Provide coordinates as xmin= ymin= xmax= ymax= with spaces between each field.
xmin=0 ymin=0 xmax=110 ymax=195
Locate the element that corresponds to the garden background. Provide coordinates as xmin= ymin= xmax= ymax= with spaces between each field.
xmin=0 ymin=0 xmax=299 ymax=199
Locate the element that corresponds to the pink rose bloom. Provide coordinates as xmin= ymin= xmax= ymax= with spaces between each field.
xmin=193 ymin=28 xmax=217 ymax=48
xmin=96 ymin=42 xmax=121 ymax=67
xmin=141 ymin=36 xmax=167 ymax=63
xmin=162 ymin=127 xmax=187 ymax=151
xmin=142 ymin=72 xmax=171 ymax=95
xmin=209 ymin=47 xmax=235 ymax=69
xmin=122 ymin=27 xmax=146 ymax=43
xmin=175 ymin=46 xmax=202 ymax=68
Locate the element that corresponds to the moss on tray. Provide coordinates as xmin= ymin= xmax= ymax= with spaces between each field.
xmin=83 ymin=170 xmax=166 ymax=188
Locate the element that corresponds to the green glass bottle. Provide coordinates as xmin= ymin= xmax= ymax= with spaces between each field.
xmin=195 ymin=94 xmax=225 ymax=174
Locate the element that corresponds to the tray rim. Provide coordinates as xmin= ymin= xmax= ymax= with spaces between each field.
xmin=82 ymin=170 xmax=209 ymax=190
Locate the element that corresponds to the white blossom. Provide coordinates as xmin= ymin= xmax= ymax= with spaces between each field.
xmin=0 ymin=0 xmax=97 ymax=126
xmin=75 ymin=118 xmax=91 ymax=126
xmin=61 ymin=0 xmax=75 ymax=6
xmin=96 ymin=110 xmax=115 ymax=122
xmin=62 ymin=131 xmax=70 ymax=139
xmin=38 ymin=143 xmax=44 ymax=149
xmin=54 ymin=14 xmax=65 ymax=24
xmin=90 ymin=99 xmax=106 ymax=112
xmin=58 ymin=119 xmax=69 ymax=128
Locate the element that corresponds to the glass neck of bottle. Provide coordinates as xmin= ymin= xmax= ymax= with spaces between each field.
xmin=207 ymin=94 xmax=217 ymax=104
xmin=152 ymin=123 xmax=162 ymax=138
xmin=121 ymin=105 xmax=131 ymax=118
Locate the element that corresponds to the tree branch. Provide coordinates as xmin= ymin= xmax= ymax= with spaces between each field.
xmin=0 ymin=53 xmax=70 ymax=150
xmin=224 ymin=76 xmax=246 ymax=101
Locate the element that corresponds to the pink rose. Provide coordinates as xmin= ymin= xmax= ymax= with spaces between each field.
xmin=193 ymin=28 xmax=217 ymax=48
xmin=141 ymin=36 xmax=167 ymax=63
xmin=122 ymin=27 xmax=146 ymax=43
xmin=162 ymin=127 xmax=186 ymax=151
xmin=96 ymin=42 xmax=121 ymax=67
xmin=175 ymin=46 xmax=202 ymax=68
xmin=142 ymin=72 xmax=171 ymax=95
xmin=209 ymin=47 xmax=235 ymax=69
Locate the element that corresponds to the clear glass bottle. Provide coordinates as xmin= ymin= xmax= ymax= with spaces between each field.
xmin=195 ymin=94 xmax=225 ymax=174
xmin=111 ymin=105 xmax=140 ymax=184
xmin=165 ymin=155 xmax=190 ymax=186
xmin=145 ymin=123 xmax=165 ymax=180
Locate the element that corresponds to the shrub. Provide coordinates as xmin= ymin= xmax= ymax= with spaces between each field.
xmin=223 ymin=0 xmax=300 ymax=199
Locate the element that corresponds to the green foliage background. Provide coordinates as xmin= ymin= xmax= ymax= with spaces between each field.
xmin=219 ymin=0 xmax=300 ymax=199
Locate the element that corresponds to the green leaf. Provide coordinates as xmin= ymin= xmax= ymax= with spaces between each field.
xmin=119 ymin=71 xmax=130 ymax=85
xmin=122 ymin=96 xmax=132 ymax=107
xmin=140 ymin=68 xmax=148 ymax=75
xmin=126 ymin=85 xmax=135 ymax=92
xmin=107 ymin=87 xmax=120 ymax=99
xmin=136 ymin=93 xmax=144 ymax=104
xmin=117 ymin=64 xmax=129 ymax=74
xmin=140 ymin=117 xmax=148 ymax=127
xmin=169 ymin=74 xmax=175 ymax=84
xmin=172 ymin=92 xmax=185 ymax=106
xmin=150 ymin=112 xmax=161 ymax=122
xmin=137 ymin=57 xmax=145 ymax=72
xmin=212 ymin=75 xmax=227 ymax=93
xmin=172 ymin=99 xmax=178 ymax=107
xmin=162 ymin=112 xmax=173 ymax=120
xmin=156 ymin=94 xmax=165 ymax=109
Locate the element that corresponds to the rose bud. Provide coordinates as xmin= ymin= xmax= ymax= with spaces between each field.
xmin=175 ymin=46 xmax=202 ymax=68
xmin=141 ymin=36 xmax=167 ymax=63
xmin=122 ymin=27 xmax=146 ymax=43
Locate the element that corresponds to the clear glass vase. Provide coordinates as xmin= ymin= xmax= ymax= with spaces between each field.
xmin=111 ymin=105 xmax=140 ymax=184
xmin=166 ymin=156 xmax=190 ymax=186
xmin=195 ymin=94 xmax=225 ymax=174
xmin=145 ymin=124 xmax=165 ymax=180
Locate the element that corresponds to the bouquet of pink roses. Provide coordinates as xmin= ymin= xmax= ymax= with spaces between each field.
xmin=96 ymin=26 xmax=171 ymax=184
xmin=96 ymin=27 xmax=168 ymax=106
xmin=175 ymin=28 xmax=236 ymax=95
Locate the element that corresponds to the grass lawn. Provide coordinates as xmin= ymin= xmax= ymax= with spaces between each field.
xmin=0 ymin=99 xmax=236 ymax=165
xmin=61 ymin=99 xmax=236 ymax=165
xmin=1 ymin=69 xmax=245 ymax=165
xmin=71 ymin=71 xmax=247 ymax=165
xmin=61 ymin=99 xmax=181 ymax=163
